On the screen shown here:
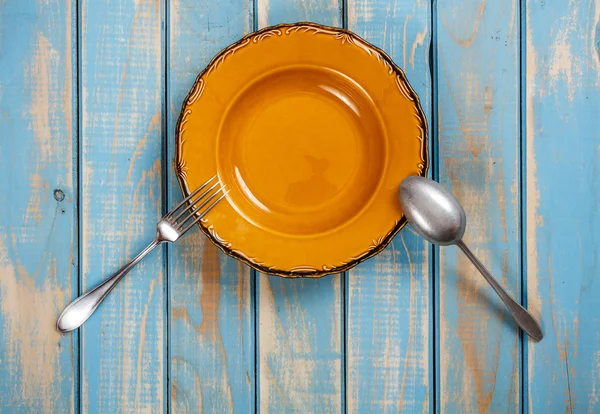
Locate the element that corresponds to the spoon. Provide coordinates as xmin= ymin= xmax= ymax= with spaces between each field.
xmin=398 ymin=175 xmax=543 ymax=341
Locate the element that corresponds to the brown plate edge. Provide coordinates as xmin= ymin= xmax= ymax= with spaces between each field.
xmin=174 ymin=21 xmax=429 ymax=278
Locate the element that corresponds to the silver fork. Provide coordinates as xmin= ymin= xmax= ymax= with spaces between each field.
xmin=56 ymin=176 xmax=227 ymax=333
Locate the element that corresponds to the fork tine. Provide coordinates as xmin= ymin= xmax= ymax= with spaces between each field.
xmin=179 ymin=191 xmax=230 ymax=236
xmin=171 ymin=181 xmax=220 ymax=223
xmin=176 ymin=185 xmax=225 ymax=228
xmin=167 ymin=175 xmax=217 ymax=218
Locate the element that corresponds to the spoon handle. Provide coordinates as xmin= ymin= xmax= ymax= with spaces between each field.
xmin=456 ymin=240 xmax=543 ymax=341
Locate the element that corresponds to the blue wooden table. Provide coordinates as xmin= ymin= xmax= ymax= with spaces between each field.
xmin=1 ymin=0 xmax=599 ymax=412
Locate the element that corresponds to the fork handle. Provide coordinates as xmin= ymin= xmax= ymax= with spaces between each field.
xmin=56 ymin=239 xmax=161 ymax=333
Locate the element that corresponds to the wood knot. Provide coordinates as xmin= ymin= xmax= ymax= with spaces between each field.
xmin=53 ymin=189 xmax=65 ymax=202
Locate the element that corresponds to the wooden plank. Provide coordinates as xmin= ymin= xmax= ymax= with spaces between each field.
xmin=255 ymin=2 xmax=343 ymax=413
xmin=526 ymin=0 xmax=600 ymax=411
xmin=345 ymin=0 xmax=432 ymax=412
xmin=258 ymin=273 xmax=342 ymax=412
xmin=436 ymin=0 xmax=522 ymax=411
xmin=167 ymin=0 xmax=255 ymax=412
xmin=0 ymin=1 xmax=77 ymax=412
xmin=80 ymin=0 xmax=165 ymax=411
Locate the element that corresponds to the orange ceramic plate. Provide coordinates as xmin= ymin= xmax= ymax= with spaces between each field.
xmin=176 ymin=22 xmax=428 ymax=277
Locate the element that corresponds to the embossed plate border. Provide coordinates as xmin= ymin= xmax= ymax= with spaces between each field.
xmin=174 ymin=22 xmax=429 ymax=278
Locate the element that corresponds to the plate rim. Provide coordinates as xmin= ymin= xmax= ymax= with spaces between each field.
xmin=174 ymin=21 xmax=429 ymax=278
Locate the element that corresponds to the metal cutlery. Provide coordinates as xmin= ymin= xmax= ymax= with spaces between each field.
xmin=56 ymin=175 xmax=227 ymax=333
xmin=398 ymin=175 xmax=543 ymax=341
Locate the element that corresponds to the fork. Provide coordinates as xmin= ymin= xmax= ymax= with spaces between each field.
xmin=56 ymin=176 xmax=227 ymax=333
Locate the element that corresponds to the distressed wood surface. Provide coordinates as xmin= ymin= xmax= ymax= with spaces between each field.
xmin=526 ymin=0 xmax=600 ymax=412
xmin=255 ymin=1 xmax=344 ymax=412
xmin=345 ymin=0 xmax=432 ymax=412
xmin=437 ymin=0 xmax=523 ymax=411
xmin=2 ymin=0 xmax=600 ymax=412
xmin=0 ymin=1 xmax=77 ymax=412
xmin=80 ymin=0 xmax=165 ymax=412
xmin=167 ymin=0 xmax=255 ymax=412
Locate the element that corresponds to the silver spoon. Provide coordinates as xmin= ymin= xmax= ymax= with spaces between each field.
xmin=398 ymin=175 xmax=543 ymax=341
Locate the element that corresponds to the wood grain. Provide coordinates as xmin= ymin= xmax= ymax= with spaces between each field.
xmin=4 ymin=0 xmax=600 ymax=411
xmin=167 ymin=0 xmax=255 ymax=413
xmin=437 ymin=0 xmax=522 ymax=411
xmin=0 ymin=1 xmax=77 ymax=412
xmin=526 ymin=0 xmax=600 ymax=411
xmin=167 ymin=3 xmax=255 ymax=412
xmin=255 ymin=1 xmax=343 ymax=412
xmin=345 ymin=0 xmax=432 ymax=412
xmin=80 ymin=0 xmax=165 ymax=411
xmin=258 ymin=273 xmax=342 ymax=412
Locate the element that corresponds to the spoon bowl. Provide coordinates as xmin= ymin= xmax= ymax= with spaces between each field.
xmin=399 ymin=176 xmax=466 ymax=245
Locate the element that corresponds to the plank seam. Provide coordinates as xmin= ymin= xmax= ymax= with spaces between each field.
xmin=429 ymin=0 xmax=439 ymax=411
xmin=75 ymin=0 xmax=83 ymax=411
xmin=251 ymin=3 xmax=258 ymax=413
xmin=342 ymin=271 xmax=348 ymax=414
xmin=341 ymin=4 xmax=348 ymax=414
xmin=341 ymin=4 xmax=348 ymax=412
xmin=253 ymin=269 xmax=259 ymax=414
xmin=519 ymin=0 xmax=528 ymax=412
xmin=252 ymin=0 xmax=258 ymax=32
xmin=163 ymin=0 xmax=171 ymax=412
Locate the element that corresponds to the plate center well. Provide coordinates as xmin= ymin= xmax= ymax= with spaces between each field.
xmin=218 ymin=66 xmax=387 ymax=236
